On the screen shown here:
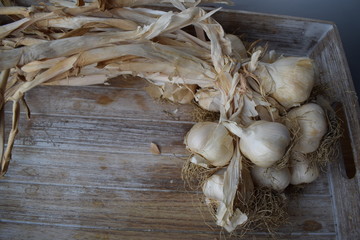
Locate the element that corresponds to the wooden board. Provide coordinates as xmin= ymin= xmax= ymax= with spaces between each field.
xmin=1 ymin=4 xmax=360 ymax=240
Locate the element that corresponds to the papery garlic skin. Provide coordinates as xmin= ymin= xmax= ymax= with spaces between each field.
xmin=162 ymin=83 xmax=197 ymax=104
xmin=203 ymin=169 xmax=226 ymax=202
xmin=226 ymin=34 xmax=247 ymax=60
xmin=238 ymin=121 xmax=291 ymax=168
xmin=287 ymin=103 xmax=327 ymax=154
xmin=254 ymin=57 xmax=315 ymax=109
xmin=185 ymin=122 xmax=234 ymax=167
xmin=195 ymin=88 xmax=221 ymax=112
xmin=290 ymin=151 xmax=319 ymax=185
xmin=251 ymin=165 xmax=290 ymax=191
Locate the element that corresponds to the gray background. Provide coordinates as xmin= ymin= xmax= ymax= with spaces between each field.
xmin=220 ymin=0 xmax=360 ymax=102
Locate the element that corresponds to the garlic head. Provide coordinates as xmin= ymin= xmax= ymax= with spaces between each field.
xmin=286 ymin=103 xmax=327 ymax=154
xmin=254 ymin=57 xmax=315 ymax=109
xmin=290 ymin=151 xmax=319 ymax=185
xmin=185 ymin=122 xmax=234 ymax=167
xmin=251 ymin=165 xmax=290 ymax=191
xmin=238 ymin=121 xmax=291 ymax=168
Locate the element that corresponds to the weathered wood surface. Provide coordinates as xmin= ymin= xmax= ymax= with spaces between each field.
xmin=310 ymin=26 xmax=360 ymax=240
xmin=0 ymin=81 xmax=336 ymax=239
xmin=1 ymin=6 xmax=360 ymax=240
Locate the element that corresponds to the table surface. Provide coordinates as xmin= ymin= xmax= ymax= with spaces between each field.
xmin=0 ymin=80 xmax=338 ymax=240
xmin=220 ymin=0 xmax=360 ymax=102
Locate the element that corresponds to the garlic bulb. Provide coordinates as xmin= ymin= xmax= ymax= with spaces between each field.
xmin=195 ymin=88 xmax=221 ymax=112
xmin=251 ymin=165 xmax=290 ymax=191
xmin=286 ymin=103 xmax=327 ymax=154
xmin=203 ymin=168 xmax=226 ymax=202
xmin=290 ymin=151 xmax=319 ymax=185
xmin=185 ymin=122 xmax=234 ymax=167
xmin=224 ymin=121 xmax=291 ymax=168
xmin=254 ymin=57 xmax=315 ymax=109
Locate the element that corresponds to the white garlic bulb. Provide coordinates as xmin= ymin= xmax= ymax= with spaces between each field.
xmin=202 ymin=168 xmax=226 ymax=202
xmin=290 ymin=151 xmax=319 ymax=185
xmin=195 ymin=88 xmax=221 ymax=112
xmin=185 ymin=122 xmax=234 ymax=167
xmin=254 ymin=57 xmax=315 ymax=109
xmin=251 ymin=165 xmax=291 ymax=191
xmin=225 ymin=121 xmax=290 ymax=168
xmin=286 ymin=103 xmax=327 ymax=154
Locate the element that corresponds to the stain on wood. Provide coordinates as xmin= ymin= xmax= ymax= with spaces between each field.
xmin=96 ymin=95 xmax=114 ymax=105
xmin=303 ymin=220 xmax=323 ymax=231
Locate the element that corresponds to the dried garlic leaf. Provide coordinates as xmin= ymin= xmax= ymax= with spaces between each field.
xmin=150 ymin=142 xmax=161 ymax=155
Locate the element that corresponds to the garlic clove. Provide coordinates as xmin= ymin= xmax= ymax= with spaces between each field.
xmin=290 ymin=151 xmax=319 ymax=185
xmin=286 ymin=103 xmax=327 ymax=154
xmin=251 ymin=165 xmax=291 ymax=191
xmin=185 ymin=122 xmax=234 ymax=167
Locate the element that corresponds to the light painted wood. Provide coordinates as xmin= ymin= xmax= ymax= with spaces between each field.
xmin=0 ymin=222 xmax=337 ymax=240
xmin=3 ymin=147 xmax=329 ymax=194
xmin=0 ymin=182 xmax=335 ymax=233
xmin=7 ymin=82 xmax=197 ymax=123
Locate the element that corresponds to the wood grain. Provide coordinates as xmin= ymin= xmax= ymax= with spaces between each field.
xmin=310 ymin=26 xmax=360 ymax=240
xmin=0 ymin=182 xmax=335 ymax=233
xmin=11 ymin=83 xmax=197 ymax=123
xmin=3 ymin=147 xmax=329 ymax=194
xmin=0 ymin=222 xmax=336 ymax=240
